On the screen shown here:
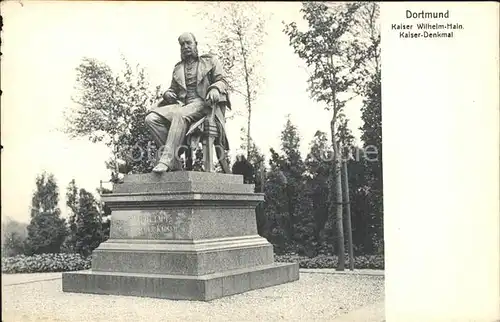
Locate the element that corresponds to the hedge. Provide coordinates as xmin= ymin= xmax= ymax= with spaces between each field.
xmin=2 ymin=253 xmax=91 ymax=274
xmin=2 ymin=253 xmax=383 ymax=274
xmin=275 ymin=254 xmax=384 ymax=269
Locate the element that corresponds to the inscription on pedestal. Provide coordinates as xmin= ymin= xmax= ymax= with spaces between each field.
xmin=111 ymin=210 xmax=191 ymax=239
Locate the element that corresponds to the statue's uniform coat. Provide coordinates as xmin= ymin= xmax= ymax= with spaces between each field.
xmin=146 ymin=55 xmax=230 ymax=169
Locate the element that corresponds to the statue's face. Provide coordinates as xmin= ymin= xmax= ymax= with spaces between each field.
xmin=178 ymin=33 xmax=197 ymax=60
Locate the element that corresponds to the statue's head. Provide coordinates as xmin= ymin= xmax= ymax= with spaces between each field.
xmin=178 ymin=32 xmax=198 ymax=61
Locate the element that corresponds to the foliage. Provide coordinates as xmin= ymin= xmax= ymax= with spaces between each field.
xmin=97 ymin=187 xmax=113 ymax=242
xmin=2 ymin=232 xmax=26 ymax=257
xmin=262 ymin=157 xmax=290 ymax=253
xmin=1 ymin=218 xmax=28 ymax=257
xmin=359 ymin=69 xmax=383 ymax=254
xmin=65 ymin=179 xmax=79 ymax=252
xmin=277 ymin=117 xmax=307 ymax=244
xmin=259 ymin=114 xmax=383 ymax=259
xmin=197 ymin=2 xmax=268 ymax=158
xmin=345 ymin=154 xmax=378 ymax=255
xmin=236 ymin=127 xmax=268 ymax=236
xmin=354 ymin=3 xmax=383 ymax=254
xmin=283 ymin=2 xmax=364 ymax=109
xmin=239 ymin=127 xmax=265 ymax=187
xmin=349 ymin=2 xmax=381 ymax=94
xmin=25 ymin=172 xmax=68 ymax=255
xmin=30 ymin=172 xmax=60 ymax=218
xmin=275 ymin=253 xmax=384 ymax=270
xmin=64 ymin=56 xmax=163 ymax=178
xmin=2 ymin=253 xmax=91 ymax=274
xmin=24 ymin=213 xmax=68 ymax=255
xmin=304 ymin=131 xmax=333 ymax=251
xmin=64 ymin=180 xmax=105 ymax=256
xmin=77 ymin=190 xmax=104 ymax=256
xmin=263 ymin=117 xmax=318 ymax=255
xmin=283 ymin=2 xmax=366 ymax=270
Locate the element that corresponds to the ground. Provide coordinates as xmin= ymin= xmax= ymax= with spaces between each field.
xmin=2 ymin=269 xmax=384 ymax=322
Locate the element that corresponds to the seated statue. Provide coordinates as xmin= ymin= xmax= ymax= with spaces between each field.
xmin=145 ymin=32 xmax=230 ymax=173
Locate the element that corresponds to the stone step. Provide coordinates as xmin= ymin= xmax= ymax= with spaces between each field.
xmin=91 ymin=236 xmax=275 ymax=276
xmin=113 ymin=182 xmax=255 ymax=194
xmin=62 ymin=262 xmax=299 ymax=301
xmin=121 ymin=172 xmax=244 ymax=185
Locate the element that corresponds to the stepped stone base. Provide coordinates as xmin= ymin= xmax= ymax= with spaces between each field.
xmin=63 ymin=262 xmax=298 ymax=301
xmin=62 ymin=172 xmax=299 ymax=301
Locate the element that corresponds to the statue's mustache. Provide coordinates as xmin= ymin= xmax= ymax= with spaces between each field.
xmin=181 ymin=47 xmax=198 ymax=60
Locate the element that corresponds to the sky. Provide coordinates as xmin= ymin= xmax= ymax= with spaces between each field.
xmin=1 ymin=1 xmax=363 ymax=224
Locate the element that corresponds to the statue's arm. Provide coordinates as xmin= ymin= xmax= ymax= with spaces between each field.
xmin=163 ymin=73 xmax=180 ymax=104
xmin=207 ymin=57 xmax=229 ymax=95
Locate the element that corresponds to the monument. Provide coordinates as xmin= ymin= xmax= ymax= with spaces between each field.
xmin=62 ymin=33 xmax=299 ymax=301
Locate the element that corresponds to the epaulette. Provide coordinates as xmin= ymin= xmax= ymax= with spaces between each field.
xmin=174 ymin=61 xmax=183 ymax=66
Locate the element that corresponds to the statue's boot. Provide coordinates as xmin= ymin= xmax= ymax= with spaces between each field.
xmin=152 ymin=162 xmax=171 ymax=173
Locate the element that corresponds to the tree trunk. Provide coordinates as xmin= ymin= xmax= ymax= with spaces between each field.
xmin=326 ymin=54 xmax=345 ymax=270
xmin=238 ymin=32 xmax=253 ymax=160
xmin=331 ymin=121 xmax=345 ymax=271
xmin=342 ymin=160 xmax=354 ymax=270
xmin=247 ymin=107 xmax=251 ymax=160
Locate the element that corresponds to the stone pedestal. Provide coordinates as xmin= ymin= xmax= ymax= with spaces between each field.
xmin=62 ymin=172 xmax=299 ymax=301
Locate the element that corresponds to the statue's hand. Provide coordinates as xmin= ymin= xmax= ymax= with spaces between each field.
xmin=206 ymin=88 xmax=220 ymax=105
xmin=163 ymin=91 xmax=177 ymax=103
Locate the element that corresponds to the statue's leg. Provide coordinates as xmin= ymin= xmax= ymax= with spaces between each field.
xmin=145 ymin=112 xmax=170 ymax=149
xmin=214 ymin=146 xmax=231 ymax=174
xmin=157 ymin=114 xmax=188 ymax=171
xmin=145 ymin=112 xmax=172 ymax=171
xmin=156 ymin=100 xmax=208 ymax=171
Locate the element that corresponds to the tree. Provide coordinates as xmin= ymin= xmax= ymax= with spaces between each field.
xmin=338 ymin=116 xmax=356 ymax=269
xmin=350 ymin=2 xmax=381 ymax=94
xmin=354 ymin=2 xmax=383 ymax=254
xmin=284 ymin=2 xmax=364 ymax=269
xmin=360 ymin=71 xmax=383 ymax=253
xmin=263 ymin=150 xmax=290 ymax=253
xmin=198 ymin=2 xmax=268 ymax=159
xmin=96 ymin=186 xmax=113 ymax=242
xmin=304 ymin=131 xmax=333 ymax=253
xmin=279 ymin=116 xmax=307 ymax=240
xmin=63 ymin=56 xmax=163 ymax=180
xmin=238 ymin=127 xmax=267 ymax=236
xmin=345 ymin=151 xmax=377 ymax=255
xmin=65 ymin=180 xmax=105 ymax=256
xmin=74 ymin=189 xmax=103 ymax=257
xmin=239 ymin=127 xmax=265 ymax=187
xmin=263 ymin=117 xmax=314 ymax=254
xmin=30 ymin=172 xmax=60 ymax=218
xmin=1 ymin=218 xmax=27 ymax=245
xmin=25 ymin=172 xmax=67 ymax=255
xmin=1 ymin=218 xmax=28 ymax=257
xmin=3 ymin=232 xmax=25 ymax=257
xmin=25 ymin=213 xmax=68 ymax=255
xmin=64 ymin=179 xmax=79 ymax=252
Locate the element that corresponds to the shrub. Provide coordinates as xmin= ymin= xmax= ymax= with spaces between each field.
xmin=275 ymin=253 xmax=384 ymax=270
xmin=1 ymin=253 xmax=91 ymax=274
xmin=2 ymin=232 xmax=26 ymax=257
xmin=24 ymin=213 xmax=68 ymax=255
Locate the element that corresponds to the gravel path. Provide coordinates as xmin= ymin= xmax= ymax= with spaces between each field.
xmin=2 ymin=271 xmax=384 ymax=322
